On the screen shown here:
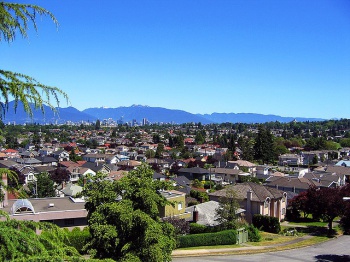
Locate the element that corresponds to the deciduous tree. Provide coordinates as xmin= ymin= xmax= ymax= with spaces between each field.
xmin=215 ymin=186 xmax=240 ymax=230
xmin=27 ymin=172 xmax=55 ymax=198
xmin=82 ymin=164 xmax=176 ymax=261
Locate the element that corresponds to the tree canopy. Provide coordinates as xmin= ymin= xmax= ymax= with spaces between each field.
xmin=82 ymin=164 xmax=176 ymax=261
xmin=215 ymin=186 xmax=240 ymax=230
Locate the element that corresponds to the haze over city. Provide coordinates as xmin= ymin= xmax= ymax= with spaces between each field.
xmin=2 ymin=0 xmax=350 ymax=119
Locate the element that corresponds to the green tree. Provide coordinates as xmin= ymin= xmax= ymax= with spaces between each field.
xmin=195 ymin=131 xmax=205 ymax=145
xmin=95 ymin=119 xmax=101 ymax=130
xmin=145 ymin=149 xmax=155 ymax=158
xmin=0 ymin=2 xmax=68 ymax=117
xmin=215 ymin=186 xmax=240 ymax=230
xmin=82 ymin=164 xmax=176 ymax=261
xmin=0 ymin=220 xmax=81 ymax=261
xmin=254 ymin=125 xmax=275 ymax=164
xmin=27 ymin=172 xmax=55 ymax=198
xmin=237 ymin=136 xmax=254 ymax=161
xmin=155 ymin=142 xmax=164 ymax=158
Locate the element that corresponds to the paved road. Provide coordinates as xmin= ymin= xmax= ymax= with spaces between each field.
xmin=173 ymin=235 xmax=350 ymax=262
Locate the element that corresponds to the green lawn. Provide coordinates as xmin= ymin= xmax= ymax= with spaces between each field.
xmin=286 ymin=221 xmax=327 ymax=227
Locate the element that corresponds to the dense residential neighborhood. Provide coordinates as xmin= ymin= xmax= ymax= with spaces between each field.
xmin=1 ymin=119 xmax=350 ymax=261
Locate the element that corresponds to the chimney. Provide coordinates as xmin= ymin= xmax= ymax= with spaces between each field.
xmin=193 ymin=205 xmax=199 ymax=223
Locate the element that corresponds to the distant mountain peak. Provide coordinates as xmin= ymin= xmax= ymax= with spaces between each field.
xmin=2 ymin=101 xmax=326 ymax=125
xmin=131 ymin=104 xmax=149 ymax=108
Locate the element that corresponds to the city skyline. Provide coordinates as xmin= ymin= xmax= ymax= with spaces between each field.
xmin=1 ymin=0 xmax=349 ymax=119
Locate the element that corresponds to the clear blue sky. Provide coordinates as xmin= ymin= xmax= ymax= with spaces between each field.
xmin=2 ymin=0 xmax=350 ymax=119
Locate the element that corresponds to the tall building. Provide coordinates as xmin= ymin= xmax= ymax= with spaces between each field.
xmin=142 ymin=118 xmax=147 ymax=126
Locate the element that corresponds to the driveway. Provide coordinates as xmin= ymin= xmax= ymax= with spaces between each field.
xmin=173 ymin=235 xmax=350 ymax=262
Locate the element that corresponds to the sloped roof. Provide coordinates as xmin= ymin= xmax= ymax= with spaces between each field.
xmin=209 ymin=182 xmax=285 ymax=202
xmin=178 ymin=167 xmax=209 ymax=174
xmin=325 ymin=166 xmax=350 ymax=176
xmin=266 ymin=176 xmax=321 ymax=190
xmin=211 ymin=167 xmax=242 ymax=175
xmin=171 ymin=176 xmax=191 ymax=186
xmin=61 ymin=183 xmax=83 ymax=196
xmin=185 ymin=201 xmax=245 ymax=226
xmin=228 ymin=160 xmax=256 ymax=167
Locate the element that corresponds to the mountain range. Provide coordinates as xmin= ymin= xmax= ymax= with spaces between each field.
xmin=1 ymin=101 xmax=325 ymax=125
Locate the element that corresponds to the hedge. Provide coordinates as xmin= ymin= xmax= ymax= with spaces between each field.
xmin=252 ymin=214 xmax=281 ymax=233
xmin=178 ymin=230 xmax=237 ymax=248
xmin=189 ymin=223 xmax=222 ymax=234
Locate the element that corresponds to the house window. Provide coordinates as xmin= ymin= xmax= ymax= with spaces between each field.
xmin=177 ymin=202 xmax=183 ymax=211
xmin=28 ymin=174 xmax=34 ymax=181
xmin=282 ymin=208 xmax=286 ymax=215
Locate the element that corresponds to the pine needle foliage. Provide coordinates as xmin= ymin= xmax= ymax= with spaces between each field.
xmin=0 ymin=2 xmax=69 ymax=118
xmin=0 ymin=220 xmax=80 ymax=261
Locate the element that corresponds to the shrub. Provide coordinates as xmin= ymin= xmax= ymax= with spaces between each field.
xmin=339 ymin=211 xmax=350 ymax=235
xmin=187 ymin=200 xmax=199 ymax=207
xmin=215 ymin=184 xmax=224 ymax=190
xmin=245 ymin=224 xmax=261 ymax=242
xmin=189 ymin=223 xmax=208 ymax=234
xmin=190 ymin=189 xmax=209 ymax=202
xmin=178 ymin=230 xmax=237 ymax=248
xmin=163 ymin=217 xmax=190 ymax=236
xmin=189 ymin=223 xmax=222 ymax=234
xmin=204 ymin=181 xmax=215 ymax=189
xmin=252 ymin=215 xmax=281 ymax=234
xmin=64 ymin=227 xmax=90 ymax=254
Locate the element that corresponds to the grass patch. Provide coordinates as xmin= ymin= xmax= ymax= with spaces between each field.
xmin=248 ymin=232 xmax=298 ymax=246
xmin=287 ymin=221 xmax=327 ymax=227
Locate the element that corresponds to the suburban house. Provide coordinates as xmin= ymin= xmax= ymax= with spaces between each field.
xmin=66 ymin=166 xmax=96 ymax=182
xmin=303 ymin=171 xmax=346 ymax=188
xmin=38 ymin=147 xmax=55 ymax=157
xmin=302 ymin=151 xmax=328 ymax=165
xmin=228 ymin=160 xmax=257 ymax=174
xmin=322 ymin=165 xmax=350 ymax=183
xmin=52 ymin=150 xmax=70 ymax=162
xmin=265 ymin=176 xmax=322 ymax=194
xmin=211 ymin=167 xmax=249 ymax=184
xmin=278 ymin=154 xmax=303 ymax=166
xmin=20 ymin=150 xmax=39 ymax=159
xmin=185 ymin=201 xmax=245 ymax=226
xmin=115 ymin=154 xmax=130 ymax=162
xmin=209 ymin=182 xmax=288 ymax=223
xmin=11 ymin=165 xmax=36 ymax=184
xmin=35 ymin=156 xmax=58 ymax=166
xmin=279 ymin=166 xmax=309 ymax=177
xmin=0 ymin=197 xmax=87 ymax=228
xmin=2 ymin=149 xmax=20 ymax=158
xmin=116 ymin=145 xmax=129 ymax=153
xmin=116 ymin=160 xmax=142 ymax=171
xmin=178 ymin=167 xmax=210 ymax=181
xmin=256 ymin=165 xmax=272 ymax=177
xmin=81 ymin=162 xmax=114 ymax=174
xmin=82 ymin=153 xmax=108 ymax=163
xmin=158 ymin=190 xmax=191 ymax=220
xmin=146 ymin=158 xmax=170 ymax=173
xmin=196 ymin=148 xmax=216 ymax=157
